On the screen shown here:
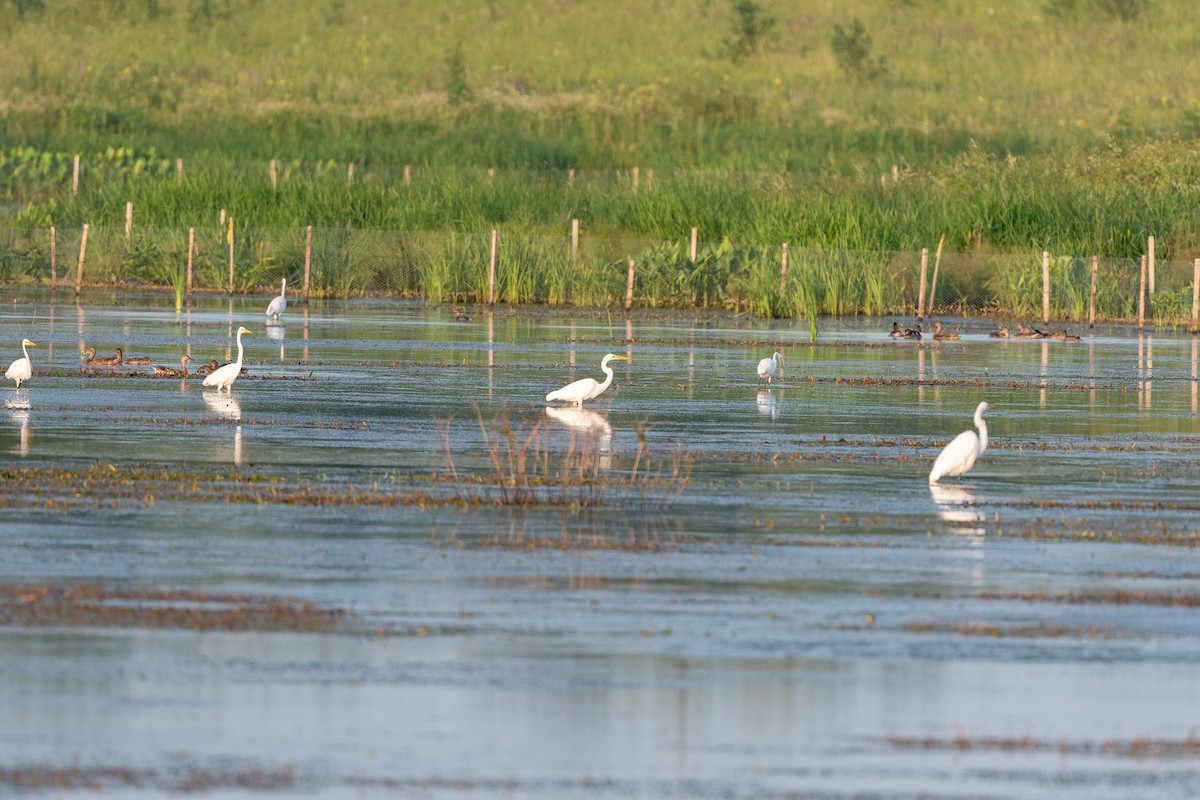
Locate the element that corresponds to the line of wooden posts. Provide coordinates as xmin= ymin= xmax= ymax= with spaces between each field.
xmin=36 ymin=212 xmax=1200 ymax=331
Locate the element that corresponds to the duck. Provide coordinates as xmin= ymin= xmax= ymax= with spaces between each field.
xmin=122 ymin=352 xmax=152 ymax=365
xmin=932 ymin=321 xmax=960 ymax=341
xmin=193 ymin=358 xmax=219 ymax=376
xmin=455 ymin=310 xmax=471 ymax=322
xmin=888 ymin=322 xmax=904 ymax=338
xmin=1013 ymin=324 xmax=1042 ymax=339
xmin=988 ymin=326 xmax=1010 ymax=338
xmin=1059 ymin=329 xmax=1081 ymax=342
xmin=903 ymin=325 xmax=923 ymax=340
xmin=154 ymin=354 xmax=192 ymax=378
xmin=83 ymin=347 xmax=122 ymax=365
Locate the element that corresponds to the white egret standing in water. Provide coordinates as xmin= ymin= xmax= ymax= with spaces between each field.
xmin=928 ymin=401 xmax=991 ymax=484
xmin=5 ymin=339 xmax=36 ymax=388
xmin=266 ymin=278 xmax=287 ymax=321
xmin=757 ymin=351 xmax=783 ymax=383
xmin=203 ymin=327 xmax=252 ymax=393
xmin=546 ymin=353 xmax=629 ymax=407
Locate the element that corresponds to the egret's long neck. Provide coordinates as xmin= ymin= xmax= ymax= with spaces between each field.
xmin=597 ymin=359 xmax=616 ymax=393
xmin=281 ymin=278 xmax=286 ymax=294
xmin=234 ymin=330 xmax=245 ymax=367
xmin=975 ymin=412 xmax=989 ymax=454
xmin=21 ymin=341 xmax=29 ymax=362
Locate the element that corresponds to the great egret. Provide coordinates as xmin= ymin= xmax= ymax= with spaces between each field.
xmin=988 ymin=326 xmax=1010 ymax=338
xmin=203 ymin=327 xmax=252 ymax=392
xmin=929 ymin=401 xmax=991 ymax=485
xmin=154 ymin=354 xmax=192 ymax=377
xmin=757 ymin=351 xmax=783 ymax=383
xmin=5 ymin=339 xmax=36 ymax=388
xmin=546 ymin=353 xmax=629 ymax=406
xmin=266 ymin=278 xmax=287 ymax=321
xmin=888 ymin=322 xmax=904 ymax=338
xmin=932 ymin=321 xmax=960 ymax=341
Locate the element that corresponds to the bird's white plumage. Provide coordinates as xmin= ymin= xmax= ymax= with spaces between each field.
xmin=757 ymin=351 xmax=782 ymax=383
xmin=5 ymin=339 xmax=36 ymax=388
xmin=266 ymin=278 xmax=287 ymax=320
xmin=546 ymin=353 xmax=629 ymax=406
xmin=929 ymin=401 xmax=990 ymax=484
xmin=203 ymin=327 xmax=252 ymax=392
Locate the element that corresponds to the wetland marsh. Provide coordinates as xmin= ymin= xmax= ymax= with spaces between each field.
xmin=0 ymin=293 xmax=1198 ymax=798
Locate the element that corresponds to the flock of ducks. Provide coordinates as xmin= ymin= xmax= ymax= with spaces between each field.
xmin=890 ymin=321 xmax=1081 ymax=342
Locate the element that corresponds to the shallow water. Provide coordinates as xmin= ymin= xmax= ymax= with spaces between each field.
xmin=0 ymin=293 xmax=1198 ymax=798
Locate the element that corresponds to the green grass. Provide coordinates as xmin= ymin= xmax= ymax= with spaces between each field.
xmin=3 ymin=0 xmax=1200 ymax=316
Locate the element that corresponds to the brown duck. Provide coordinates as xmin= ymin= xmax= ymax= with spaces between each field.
xmin=154 ymin=354 xmax=192 ymax=377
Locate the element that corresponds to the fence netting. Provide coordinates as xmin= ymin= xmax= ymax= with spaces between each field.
xmin=0 ymin=226 xmax=1194 ymax=323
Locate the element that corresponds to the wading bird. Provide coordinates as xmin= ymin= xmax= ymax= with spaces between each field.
xmin=203 ymin=327 xmax=252 ymax=393
xmin=266 ymin=278 xmax=287 ymax=321
xmin=154 ymin=354 xmax=192 ymax=378
xmin=546 ymin=353 xmax=629 ymax=407
xmin=6 ymin=339 xmax=36 ymax=388
xmin=757 ymin=351 xmax=783 ymax=383
xmin=929 ymin=401 xmax=991 ymax=485
xmin=932 ymin=321 xmax=960 ymax=341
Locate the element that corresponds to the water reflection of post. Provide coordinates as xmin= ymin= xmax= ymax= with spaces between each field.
xmin=185 ymin=309 xmax=192 ymax=359
xmin=302 ymin=306 xmax=310 ymax=362
xmin=75 ymin=300 xmax=85 ymax=357
xmin=688 ymin=336 xmax=695 ymax=400
xmin=917 ymin=347 xmax=925 ymax=403
xmin=1146 ymin=335 xmax=1153 ymax=408
xmin=1039 ymin=339 xmax=1049 ymax=409
xmin=625 ymin=318 xmax=633 ymax=360
xmin=930 ymin=346 xmax=940 ymax=403
xmin=1192 ymin=337 xmax=1198 ymax=414
xmin=569 ymin=323 xmax=576 ymax=370
xmin=488 ymin=314 xmax=495 ymax=399
xmin=1088 ymin=337 xmax=1095 ymax=406
xmin=225 ymin=298 xmax=234 ymax=361
xmin=1136 ymin=333 xmax=1145 ymax=410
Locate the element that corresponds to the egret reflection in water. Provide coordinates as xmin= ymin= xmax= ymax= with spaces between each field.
xmin=202 ymin=393 xmax=243 ymax=463
xmin=929 ymin=483 xmax=984 ymax=531
xmin=5 ymin=396 xmax=31 ymax=456
xmin=545 ymin=406 xmax=613 ymax=469
xmin=756 ymin=389 xmax=782 ymax=419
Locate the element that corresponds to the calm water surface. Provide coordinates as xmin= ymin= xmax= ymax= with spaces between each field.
xmin=0 ymin=293 xmax=1198 ymax=798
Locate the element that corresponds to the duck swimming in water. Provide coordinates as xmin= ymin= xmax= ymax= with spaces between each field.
xmin=904 ymin=325 xmax=923 ymax=340
xmin=988 ymin=326 xmax=1010 ymax=338
xmin=888 ymin=322 xmax=904 ymax=338
xmin=932 ymin=321 xmax=960 ymax=341
xmin=83 ymin=347 xmax=122 ymax=365
xmin=154 ymin=354 xmax=192 ymax=378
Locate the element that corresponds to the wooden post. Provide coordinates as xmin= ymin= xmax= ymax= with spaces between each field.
xmin=1138 ymin=255 xmax=1147 ymax=330
xmin=403 ymin=164 xmax=411 ymax=186
xmin=347 ymin=162 xmax=354 ymax=184
xmin=488 ymin=229 xmax=498 ymax=305
xmin=1042 ymin=250 xmax=1051 ymax=324
xmin=186 ymin=228 xmax=194 ymax=299
xmin=690 ymin=227 xmax=698 ymax=262
xmin=646 ymin=169 xmax=653 ymax=192
xmin=1191 ymin=257 xmax=1199 ymax=334
xmin=72 ymin=154 xmax=80 ymax=195
xmin=75 ymin=223 xmax=88 ymax=295
xmin=49 ymin=226 xmax=57 ymax=289
xmin=227 ymin=218 xmax=235 ymax=295
xmin=624 ymin=259 xmax=636 ymax=311
xmin=1148 ymin=235 xmax=1156 ymax=295
xmin=570 ymin=218 xmax=579 ymax=261
xmin=1089 ymin=255 xmax=1098 ymax=329
xmin=917 ymin=247 xmax=928 ymax=320
xmin=269 ymin=159 xmax=277 ymax=190
xmin=176 ymin=158 xmax=184 ymax=178
xmin=304 ymin=225 xmax=313 ymax=304
xmin=632 ymin=166 xmax=639 ymax=193
xmin=928 ymin=233 xmax=945 ymax=317
xmin=220 ymin=208 xmax=226 ymax=226
xmin=567 ymin=168 xmax=575 ymax=187
xmin=779 ymin=243 xmax=789 ymax=295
